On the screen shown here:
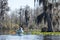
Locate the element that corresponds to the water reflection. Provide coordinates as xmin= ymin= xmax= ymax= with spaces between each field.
xmin=43 ymin=35 xmax=60 ymax=40
xmin=44 ymin=35 xmax=52 ymax=40
xmin=0 ymin=35 xmax=43 ymax=40
xmin=0 ymin=35 xmax=60 ymax=40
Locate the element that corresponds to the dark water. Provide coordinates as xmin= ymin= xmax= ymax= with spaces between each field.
xmin=43 ymin=35 xmax=60 ymax=40
xmin=0 ymin=35 xmax=60 ymax=40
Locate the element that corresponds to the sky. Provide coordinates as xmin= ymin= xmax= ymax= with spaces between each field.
xmin=8 ymin=0 xmax=34 ymax=11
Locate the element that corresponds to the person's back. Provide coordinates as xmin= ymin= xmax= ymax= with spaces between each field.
xmin=20 ymin=27 xmax=24 ymax=33
xmin=16 ymin=27 xmax=24 ymax=36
